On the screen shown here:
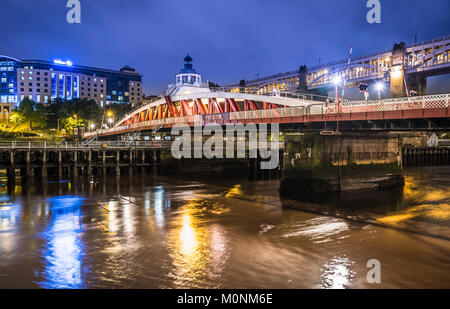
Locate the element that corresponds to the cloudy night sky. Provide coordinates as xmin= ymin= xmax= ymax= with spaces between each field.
xmin=1 ymin=0 xmax=449 ymax=95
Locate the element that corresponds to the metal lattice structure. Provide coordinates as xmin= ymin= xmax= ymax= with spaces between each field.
xmin=85 ymin=92 xmax=450 ymax=137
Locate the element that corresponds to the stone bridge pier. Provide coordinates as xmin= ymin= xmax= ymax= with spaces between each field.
xmin=279 ymin=133 xmax=405 ymax=195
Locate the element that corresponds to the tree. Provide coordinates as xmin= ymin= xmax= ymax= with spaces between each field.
xmin=10 ymin=98 xmax=46 ymax=130
xmin=47 ymin=98 xmax=102 ymax=132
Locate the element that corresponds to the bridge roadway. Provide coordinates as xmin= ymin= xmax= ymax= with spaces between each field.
xmin=86 ymin=92 xmax=450 ymax=138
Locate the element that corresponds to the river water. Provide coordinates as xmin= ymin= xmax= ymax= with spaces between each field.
xmin=0 ymin=166 xmax=449 ymax=289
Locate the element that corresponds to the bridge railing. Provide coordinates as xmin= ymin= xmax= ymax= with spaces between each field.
xmin=0 ymin=141 xmax=172 ymax=150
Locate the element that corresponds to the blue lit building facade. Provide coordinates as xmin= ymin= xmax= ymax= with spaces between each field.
xmin=0 ymin=55 xmax=143 ymax=108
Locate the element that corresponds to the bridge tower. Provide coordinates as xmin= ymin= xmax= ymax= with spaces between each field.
xmin=167 ymin=54 xmax=210 ymax=96
xmin=298 ymin=65 xmax=308 ymax=92
xmin=390 ymin=42 xmax=428 ymax=97
xmin=390 ymin=43 xmax=406 ymax=98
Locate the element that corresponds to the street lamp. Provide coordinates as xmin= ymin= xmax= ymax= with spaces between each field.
xmin=90 ymin=123 xmax=95 ymax=131
xmin=376 ymin=82 xmax=384 ymax=100
xmin=333 ymin=76 xmax=341 ymax=103
xmin=104 ymin=110 xmax=114 ymax=128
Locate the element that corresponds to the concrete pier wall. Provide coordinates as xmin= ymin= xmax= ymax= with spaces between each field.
xmin=280 ymin=133 xmax=405 ymax=194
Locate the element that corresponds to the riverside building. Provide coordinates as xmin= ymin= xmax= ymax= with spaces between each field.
xmin=0 ymin=55 xmax=143 ymax=108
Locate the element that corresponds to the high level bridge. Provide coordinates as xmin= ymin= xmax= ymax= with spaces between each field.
xmin=228 ymin=35 xmax=450 ymax=98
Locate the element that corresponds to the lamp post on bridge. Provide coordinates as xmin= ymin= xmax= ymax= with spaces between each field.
xmin=333 ymin=76 xmax=342 ymax=103
xmin=376 ymin=82 xmax=384 ymax=100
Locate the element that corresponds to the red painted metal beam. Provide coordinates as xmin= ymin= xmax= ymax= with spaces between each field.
xmin=244 ymin=99 xmax=259 ymax=111
xmin=180 ymin=100 xmax=192 ymax=116
xmin=227 ymin=98 xmax=241 ymax=112
xmin=215 ymin=98 xmax=224 ymax=114
xmin=164 ymin=95 xmax=179 ymax=117
xmin=195 ymin=99 xmax=207 ymax=115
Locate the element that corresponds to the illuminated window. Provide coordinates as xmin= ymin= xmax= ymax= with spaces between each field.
xmin=58 ymin=74 xmax=65 ymax=98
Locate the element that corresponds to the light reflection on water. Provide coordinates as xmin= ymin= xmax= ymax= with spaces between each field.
xmin=39 ymin=196 xmax=85 ymax=289
xmin=168 ymin=210 xmax=210 ymax=287
xmin=0 ymin=167 xmax=448 ymax=288
xmin=283 ymin=217 xmax=349 ymax=243
xmin=166 ymin=197 xmax=230 ymax=288
xmin=318 ymin=257 xmax=355 ymax=289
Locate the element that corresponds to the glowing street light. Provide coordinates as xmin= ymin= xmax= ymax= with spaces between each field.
xmin=333 ymin=76 xmax=341 ymax=102
xmin=390 ymin=66 xmax=402 ymax=79
xmin=333 ymin=76 xmax=341 ymax=86
xmin=376 ymin=82 xmax=384 ymax=100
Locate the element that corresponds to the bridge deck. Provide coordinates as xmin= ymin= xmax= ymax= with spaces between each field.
xmin=87 ymin=93 xmax=450 ymax=137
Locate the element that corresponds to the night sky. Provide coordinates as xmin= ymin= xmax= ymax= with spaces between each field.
xmin=1 ymin=0 xmax=449 ymax=95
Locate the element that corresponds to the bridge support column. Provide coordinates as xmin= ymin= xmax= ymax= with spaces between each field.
xmin=42 ymin=150 xmax=47 ymax=179
xmin=390 ymin=42 xmax=406 ymax=98
xmin=280 ymin=133 xmax=404 ymax=195
xmin=298 ymin=65 xmax=308 ymax=93
xmin=73 ymin=151 xmax=78 ymax=177
xmin=25 ymin=151 xmax=34 ymax=178
xmin=8 ymin=151 xmax=15 ymax=184
xmin=87 ymin=150 xmax=92 ymax=177
xmin=116 ymin=151 xmax=121 ymax=176
xmin=141 ymin=151 xmax=145 ymax=173
xmin=407 ymin=73 xmax=427 ymax=96
xmin=58 ymin=151 xmax=62 ymax=179
xmin=129 ymin=150 xmax=134 ymax=177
